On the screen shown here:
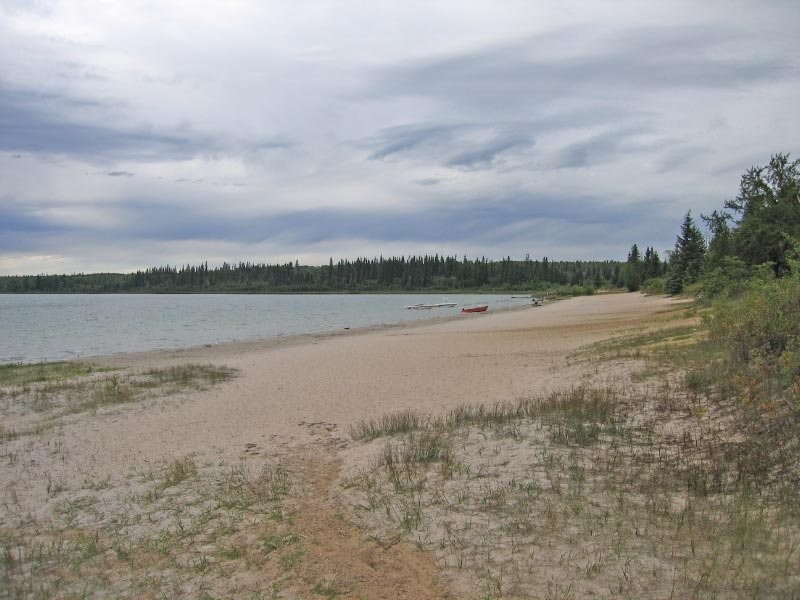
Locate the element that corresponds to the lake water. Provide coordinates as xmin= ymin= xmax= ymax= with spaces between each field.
xmin=0 ymin=294 xmax=531 ymax=363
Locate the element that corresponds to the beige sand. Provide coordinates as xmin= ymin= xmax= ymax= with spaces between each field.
xmin=73 ymin=293 xmax=676 ymax=468
xmin=1 ymin=292 xmax=681 ymax=598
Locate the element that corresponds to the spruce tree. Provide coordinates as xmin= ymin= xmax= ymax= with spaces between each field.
xmin=621 ymin=244 xmax=643 ymax=291
xmin=666 ymin=212 xmax=707 ymax=294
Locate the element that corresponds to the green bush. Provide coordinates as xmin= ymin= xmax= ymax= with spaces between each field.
xmin=701 ymin=257 xmax=748 ymax=299
xmin=640 ymin=277 xmax=664 ymax=295
xmin=707 ymin=266 xmax=800 ymax=409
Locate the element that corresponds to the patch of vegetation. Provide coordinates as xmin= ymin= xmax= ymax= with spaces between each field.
xmin=0 ymin=361 xmax=113 ymax=387
xmin=0 ymin=458 xmax=296 ymax=599
xmin=349 ymin=409 xmax=423 ymax=441
xmin=0 ymin=363 xmax=237 ymax=431
xmin=161 ymin=455 xmax=198 ymax=488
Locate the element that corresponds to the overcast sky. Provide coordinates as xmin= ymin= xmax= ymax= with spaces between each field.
xmin=1 ymin=0 xmax=798 ymax=275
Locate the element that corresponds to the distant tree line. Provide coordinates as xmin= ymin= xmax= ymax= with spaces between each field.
xmin=0 ymin=255 xmax=630 ymax=294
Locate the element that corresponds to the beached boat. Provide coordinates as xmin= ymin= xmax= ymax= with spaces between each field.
xmin=403 ymin=299 xmax=457 ymax=309
xmin=461 ymin=304 xmax=488 ymax=313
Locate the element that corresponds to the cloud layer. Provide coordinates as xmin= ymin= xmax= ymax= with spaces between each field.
xmin=1 ymin=0 xmax=798 ymax=274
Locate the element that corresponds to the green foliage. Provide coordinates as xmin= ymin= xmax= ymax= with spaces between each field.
xmin=702 ymin=209 xmax=734 ymax=272
xmin=708 ymin=266 xmax=800 ymax=405
xmin=666 ymin=211 xmax=706 ymax=294
xmin=724 ymin=153 xmax=800 ymax=276
xmin=619 ymin=244 xmax=662 ymax=292
xmin=621 ymin=244 xmax=642 ymax=291
xmin=700 ymin=256 xmax=747 ymax=299
xmin=640 ymin=277 xmax=664 ymax=295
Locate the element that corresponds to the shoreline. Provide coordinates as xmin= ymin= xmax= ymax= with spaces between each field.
xmin=2 ymin=292 xmax=539 ymax=365
xmin=87 ymin=297 xmax=539 ymax=368
xmin=4 ymin=293 xmax=682 ymax=470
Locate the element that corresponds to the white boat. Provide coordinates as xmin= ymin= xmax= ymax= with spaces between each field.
xmin=403 ymin=298 xmax=457 ymax=309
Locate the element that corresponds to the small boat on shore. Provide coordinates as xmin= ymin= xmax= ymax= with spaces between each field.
xmin=403 ymin=299 xmax=457 ymax=309
xmin=461 ymin=304 xmax=488 ymax=313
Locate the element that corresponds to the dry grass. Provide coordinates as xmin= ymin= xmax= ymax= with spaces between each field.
xmin=343 ymin=320 xmax=800 ymax=599
xmin=0 ymin=363 xmax=236 ymax=439
xmin=0 ymin=455 xmax=295 ymax=599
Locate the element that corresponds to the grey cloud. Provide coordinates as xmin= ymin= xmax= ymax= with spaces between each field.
xmin=104 ymin=170 xmax=134 ymax=177
xmin=365 ymin=123 xmax=535 ymax=171
xmin=2 ymin=190 xmax=674 ymax=253
xmin=654 ymin=146 xmax=710 ymax=174
xmin=414 ymin=178 xmax=443 ymax=186
xmin=555 ymin=126 xmax=649 ymax=169
xmin=367 ymin=124 xmax=463 ymax=160
xmin=445 ymin=137 xmax=533 ymax=170
xmin=0 ymin=198 xmax=66 ymax=252
xmin=0 ymin=85 xmax=289 ymax=162
xmin=369 ymin=25 xmax=792 ymax=113
xmin=0 ymin=86 xmax=216 ymax=159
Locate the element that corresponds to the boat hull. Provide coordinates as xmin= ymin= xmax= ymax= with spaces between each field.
xmin=461 ymin=305 xmax=488 ymax=313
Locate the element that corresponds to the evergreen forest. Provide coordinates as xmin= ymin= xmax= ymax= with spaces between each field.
xmin=0 ymin=255 xmax=626 ymax=294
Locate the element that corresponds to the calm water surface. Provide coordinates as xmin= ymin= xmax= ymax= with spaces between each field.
xmin=0 ymin=294 xmax=530 ymax=363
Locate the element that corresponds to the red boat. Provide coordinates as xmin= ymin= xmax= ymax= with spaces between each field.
xmin=461 ymin=304 xmax=488 ymax=313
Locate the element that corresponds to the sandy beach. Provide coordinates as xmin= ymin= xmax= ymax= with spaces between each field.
xmin=79 ymin=293 xmax=677 ymax=466
xmin=1 ymin=292 xmax=681 ymax=598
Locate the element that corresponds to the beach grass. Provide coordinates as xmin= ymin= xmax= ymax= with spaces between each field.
xmin=0 ymin=363 xmax=237 ymax=432
xmin=0 ymin=456 xmax=296 ymax=599
xmin=344 ymin=313 xmax=800 ymax=598
xmin=0 ymin=360 xmax=113 ymax=387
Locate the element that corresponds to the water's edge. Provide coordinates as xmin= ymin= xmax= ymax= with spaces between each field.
xmin=1 ymin=294 xmax=536 ymax=364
